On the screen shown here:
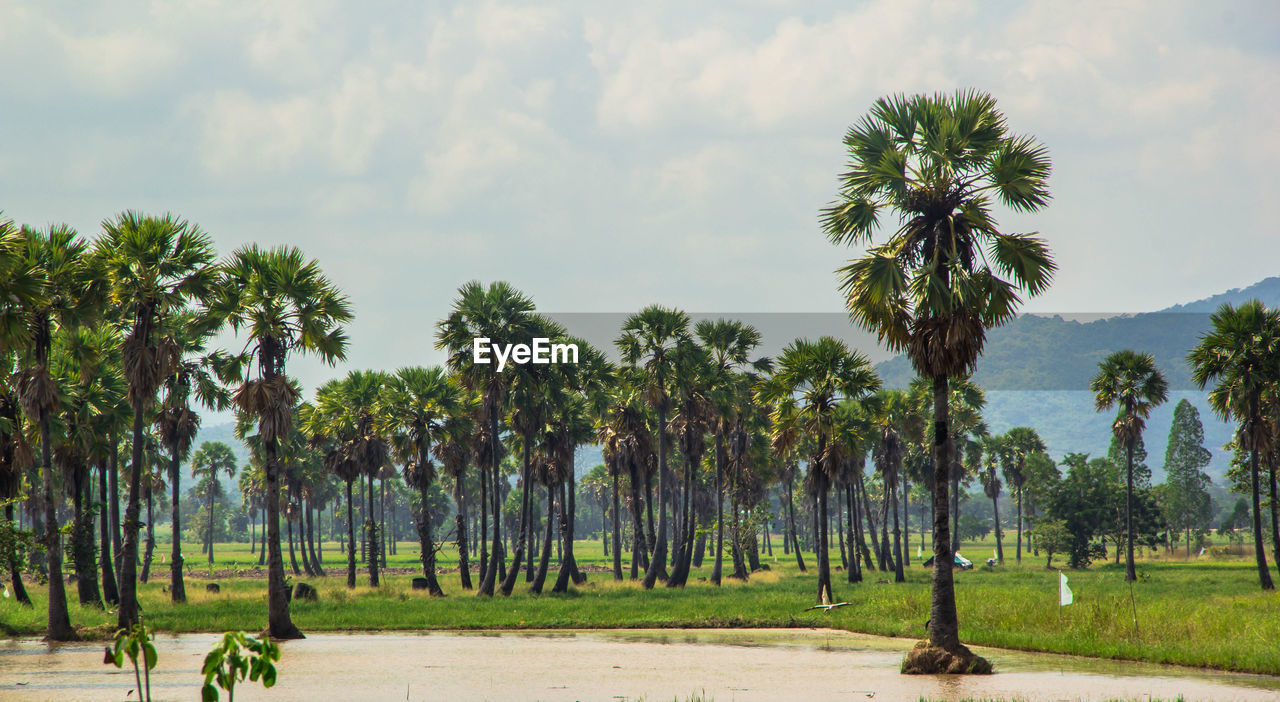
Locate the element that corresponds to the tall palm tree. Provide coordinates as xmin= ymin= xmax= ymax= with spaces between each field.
xmin=383 ymin=366 xmax=462 ymax=596
xmin=822 ymin=91 xmax=1053 ymax=666
xmin=212 ymin=244 xmax=352 ymax=638
xmin=1001 ymin=426 xmax=1045 ymax=563
xmin=189 ymin=442 xmax=238 ymax=567
xmin=436 ymin=411 xmax=475 ymax=589
xmin=0 ymin=218 xmax=42 ymax=607
xmin=436 ymin=281 xmax=537 ymax=596
xmin=157 ymin=314 xmax=232 ymax=601
xmin=981 ymin=433 xmax=1007 ymax=564
xmin=694 ymin=319 xmax=765 ymax=586
xmin=16 ymin=223 xmax=102 ymax=640
xmin=96 ymin=211 xmax=217 ymax=631
xmin=1092 ymin=350 xmax=1167 ymax=583
xmin=617 ymin=305 xmax=692 ymax=589
xmin=1189 ymin=301 xmax=1279 ymax=589
xmin=756 ymin=337 xmax=879 ymax=604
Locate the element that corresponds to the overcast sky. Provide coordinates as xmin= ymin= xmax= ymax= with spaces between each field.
xmin=2 ymin=1 xmax=1277 ymax=395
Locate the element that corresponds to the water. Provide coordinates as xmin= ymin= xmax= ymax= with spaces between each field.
xmin=2 ymin=629 xmax=1277 ymax=701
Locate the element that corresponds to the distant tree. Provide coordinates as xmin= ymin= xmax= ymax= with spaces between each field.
xmin=1160 ymin=399 xmax=1213 ymax=556
xmin=1091 ymin=350 xmax=1168 ymax=582
xmin=190 ymin=442 xmax=238 ymax=565
xmin=1047 ymin=453 xmax=1111 ymax=568
xmin=1108 ymin=434 xmax=1150 ymax=488
xmin=1031 ymin=518 xmax=1071 ymax=568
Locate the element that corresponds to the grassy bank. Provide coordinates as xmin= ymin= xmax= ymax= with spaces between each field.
xmin=4 ymin=541 xmax=1278 ymax=676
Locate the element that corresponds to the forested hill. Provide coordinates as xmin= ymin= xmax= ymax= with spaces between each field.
xmin=872 ymin=276 xmax=1280 ymax=480
xmin=875 ymin=276 xmax=1280 ymax=391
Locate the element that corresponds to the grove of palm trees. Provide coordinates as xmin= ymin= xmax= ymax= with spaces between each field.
xmin=4 ymin=89 xmax=1280 ymax=699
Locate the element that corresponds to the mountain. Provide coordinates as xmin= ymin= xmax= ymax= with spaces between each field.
xmin=873 ymin=277 xmax=1280 ymax=480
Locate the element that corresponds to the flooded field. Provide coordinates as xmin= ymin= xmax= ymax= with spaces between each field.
xmin=3 ymin=629 xmax=1278 ymax=701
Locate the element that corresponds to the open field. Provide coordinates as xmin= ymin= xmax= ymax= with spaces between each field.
xmin=4 ymin=538 xmax=1279 ymax=676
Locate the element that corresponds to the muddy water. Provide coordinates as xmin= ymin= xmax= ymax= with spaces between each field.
xmin=2 ymin=629 xmax=1278 ymax=701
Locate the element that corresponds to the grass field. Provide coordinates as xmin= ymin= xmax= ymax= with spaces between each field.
xmin=4 ymin=536 xmax=1279 ymax=676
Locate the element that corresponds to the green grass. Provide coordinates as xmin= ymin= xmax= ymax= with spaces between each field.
xmin=4 ymin=538 xmax=1279 ymax=676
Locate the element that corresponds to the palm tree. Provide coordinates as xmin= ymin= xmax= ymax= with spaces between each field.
xmin=981 ymin=433 xmax=1007 ymax=564
xmin=1001 ymin=426 xmax=1045 ymax=563
xmin=756 ymin=337 xmax=880 ymax=604
xmin=694 ymin=319 xmax=765 ymax=586
xmin=157 ymin=314 xmax=232 ymax=602
xmin=436 ymin=411 xmax=475 ymax=589
xmin=96 ymin=211 xmax=217 ymax=631
xmin=1189 ymin=301 xmax=1279 ymax=589
xmin=383 ymin=366 xmax=462 ymax=596
xmin=436 ymin=281 xmax=537 ymax=596
xmin=1092 ymin=350 xmax=1168 ymax=583
xmin=213 ymin=244 xmax=352 ymax=639
xmin=617 ymin=305 xmax=693 ymax=589
xmin=190 ymin=442 xmax=238 ymax=568
xmin=822 ymin=91 xmax=1053 ymax=667
xmin=0 ymin=216 xmax=42 ymax=608
xmin=16 ymin=223 xmax=102 ymax=640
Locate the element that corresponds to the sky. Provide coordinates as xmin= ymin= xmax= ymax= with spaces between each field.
xmin=2 ymin=0 xmax=1278 ymax=397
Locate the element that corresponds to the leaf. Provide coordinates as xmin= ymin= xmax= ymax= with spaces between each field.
xmin=142 ymin=642 xmax=158 ymax=671
xmin=201 ymin=683 xmax=220 ymax=702
xmin=262 ymin=663 xmax=277 ymax=688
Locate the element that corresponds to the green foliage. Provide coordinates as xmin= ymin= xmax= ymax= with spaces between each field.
xmin=1159 ymin=400 xmax=1213 ymax=540
xmin=1030 ymin=519 xmax=1070 ymax=568
xmin=104 ymin=623 xmax=158 ymax=702
xmin=201 ymin=631 xmax=281 ymax=702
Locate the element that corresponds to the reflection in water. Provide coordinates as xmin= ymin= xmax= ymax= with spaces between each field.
xmin=2 ymin=629 xmax=1277 ymax=702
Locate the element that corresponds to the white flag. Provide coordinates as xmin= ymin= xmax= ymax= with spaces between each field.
xmin=917 ymin=545 xmax=923 ymax=559
xmin=1059 ymin=571 xmax=1073 ymax=606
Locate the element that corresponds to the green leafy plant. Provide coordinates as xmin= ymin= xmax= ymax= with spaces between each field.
xmin=103 ymin=623 xmax=158 ymax=702
xmin=201 ymin=631 xmax=281 ymax=701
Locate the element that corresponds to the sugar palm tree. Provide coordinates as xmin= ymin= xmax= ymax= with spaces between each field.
xmin=212 ymin=244 xmax=352 ymax=639
xmin=190 ymin=442 xmax=238 ymax=568
xmin=437 ymin=411 xmax=475 ymax=588
xmin=383 ymin=366 xmax=462 ymax=596
xmin=756 ymin=337 xmax=879 ymax=604
xmin=96 ymin=211 xmax=218 ymax=630
xmin=15 ymin=223 xmax=102 ymax=640
xmin=157 ymin=312 xmax=232 ymax=601
xmin=980 ymin=433 xmax=1008 ymax=564
xmin=694 ymin=319 xmax=765 ymax=586
xmin=1188 ymin=301 xmax=1279 ymax=590
xmin=617 ymin=305 xmax=692 ymax=589
xmin=436 ymin=281 xmax=537 ymax=596
xmin=1001 ymin=426 xmax=1045 ymax=563
xmin=1091 ymin=350 xmax=1167 ymax=583
xmin=821 ymin=91 xmax=1053 ymax=667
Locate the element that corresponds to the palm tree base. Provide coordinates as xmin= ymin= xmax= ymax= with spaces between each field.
xmin=900 ymin=640 xmax=992 ymax=675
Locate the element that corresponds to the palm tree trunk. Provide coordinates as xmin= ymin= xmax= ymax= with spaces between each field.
xmin=1015 ymin=487 xmax=1023 ymax=564
xmin=4 ymin=504 xmax=31 ymax=605
xmin=1125 ymin=441 xmax=1137 ymax=583
xmin=116 ymin=401 xmax=145 ymax=631
xmin=344 ymin=480 xmax=356 ymax=588
xmin=611 ymin=470 xmax=623 ymax=581
xmin=98 ymin=460 xmax=118 ymax=605
xmin=141 ymin=486 xmax=155 ymax=583
xmin=629 ymin=462 xmax=647 ymax=578
xmin=500 ymin=436 xmax=534 ymax=596
xmin=416 ymin=479 xmax=443 ymax=595
xmin=891 ymin=480 xmax=905 ymax=583
xmin=257 ymin=505 xmax=267 ymax=566
xmin=845 ymin=484 xmax=859 ymax=583
xmin=1248 ymin=444 xmax=1274 ymax=589
xmin=288 ymin=503 xmax=303 ymax=576
xmin=73 ymin=481 xmax=102 ymax=607
xmin=852 ymin=483 xmax=873 ymax=572
xmin=928 ymin=375 xmax=961 ymax=651
xmin=857 ymin=471 xmax=884 ymax=571
xmin=1268 ymin=454 xmax=1279 ymax=580
xmin=836 ymin=492 xmax=848 ymax=568
xmin=453 ymin=476 xmax=472 ymax=589
xmin=208 ymin=490 xmax=216 ymax=565
xmin=642 ymin=405 xmax=669 ymax=589
xmin=950 ymin=458 xmax=961 ymax=554
xmin=816 ymin=483 xmax=833 ymax=604
xmin=478 ymin=410 xmax=502 ymax=597
xmin=789 ymin=480 xmax=806 ymax=573
xmin=992 ymin=491 xmax=1004 ymax=564
xmin=307 ymin=499 xmax=324 ymax=576
xmin=168 ymin=451 xmax=186 ymax=603
xmin=712 ymin=430 xmax=725 ymax=585
xmin=109 ymin=428 xmax=122 ymax=584
xmin=264 ymin=429 xmax=303 ymax=639
xmin=902 ymin=475 xmax=911 ymax=566
xmin=477 ymin=459 xmax=488 ymax=585
xmin=366 ymin=476 xmax=379 ymax=586
xmin=530 ymin=484 xmax=556 ymax=594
